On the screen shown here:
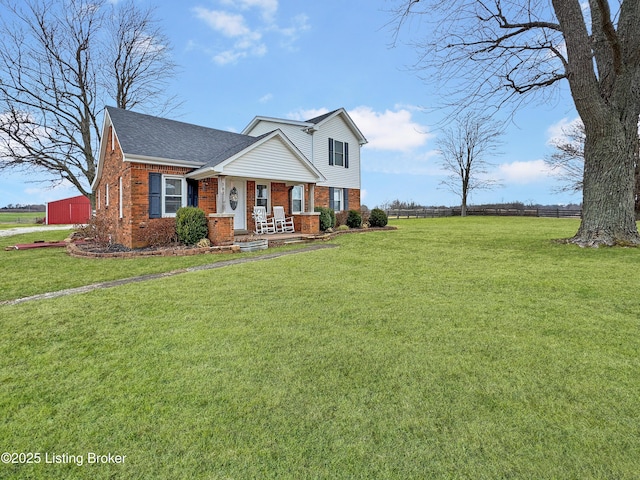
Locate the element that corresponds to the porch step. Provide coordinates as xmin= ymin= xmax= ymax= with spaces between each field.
xmin=283 ymin=238 xmax=308 ymax=245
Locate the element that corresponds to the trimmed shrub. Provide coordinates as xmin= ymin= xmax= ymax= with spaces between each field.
xmin=346 ymin=209 xmax=362 ymax=228
xmin=75 ymin=215 xmax=114 ymax=247
xmin=314 ymin=206 xmax=333 ymax=231
xmin=329 ymin=209 xmax=336 ymax=228
xmin=175 ymin=207 xmax=208 ymax=245
xmin=143 ymin=218 xmax=178 ymax=247
xmin=335 ymin=210 xmax=348 ymax=227
xmin=369 ymin=208 xmax=388 ymax=227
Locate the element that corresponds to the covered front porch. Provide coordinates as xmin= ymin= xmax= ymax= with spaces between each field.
xmin=185 ymin=126 xmax=326 ymax=246
xmin=214 ymin=175 xmax=320 ymax=229
xmin=234 ymin=230 xmax=328 ymax=247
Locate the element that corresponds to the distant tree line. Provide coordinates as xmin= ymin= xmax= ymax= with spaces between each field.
xmin=1 ymin=204 xmax=45 ymax=211
xmin=380 ymin=199 xmax=582 ymax=211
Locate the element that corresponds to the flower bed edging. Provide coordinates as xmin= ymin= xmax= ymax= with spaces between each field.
xmin=66 ymin=242 xmax=240 ymax=259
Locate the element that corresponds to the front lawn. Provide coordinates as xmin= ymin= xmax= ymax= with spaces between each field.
xmin=0 ymin=212 xmax=44 ymax=224
xmin=0 ymin=230 xmax=301 ymax=302
xmin=1 ymin=217 xmax=639 ymax=478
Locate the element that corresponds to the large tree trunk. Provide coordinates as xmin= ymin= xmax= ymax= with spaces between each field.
xmin=551 ymin=0 xmax=640 ymax=247
xmin=572 ymin=115 xmax=640 ymax=246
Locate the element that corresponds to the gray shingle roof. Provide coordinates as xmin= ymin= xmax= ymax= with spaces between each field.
xmin=306 ymin=109 xmax=340 ymax=125
xmin=106 ymin=106 xmax=264 ymax=166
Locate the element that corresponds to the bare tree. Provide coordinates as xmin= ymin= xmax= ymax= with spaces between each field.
xmin=437 ymin=113 xmax=503 ymax=216
xmin=392 ymin=0 xmax=640 ymax=246
xmin=0 ymin=0 xmax=178 ymax=209
xmin=545 ymin=120 xmax=585 ymax=194
xmin=546 ymin=119 xmax=640 ymax=215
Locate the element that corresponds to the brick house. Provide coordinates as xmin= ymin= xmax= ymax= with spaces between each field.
xmin=92 ymin=107 xmax=367 ymax=248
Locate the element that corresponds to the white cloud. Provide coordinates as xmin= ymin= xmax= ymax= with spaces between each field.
xmin=192 ymin=1 xmax=308 ymax=65
xmin=221 ymin=0 xmax=278 ymax=21
xmin=546 ymin=117 xmax=582 ymax=146
xmin=498 ymin=160 xmax=558 ymax=184
xmin=288 ymin=105 xmax=431 ymax=152
xmin=193 ymin=8 xmax=254 ymax=38
xmin=349 ymin=106 xmax=432 ymax=152
xmin=259 ymin=93 xmax=274 ymax=103
xmin=285 ymin=105 xmax=438 ymax=174
xmin=286 ymin=108 xmax=329 ymax=121
xmin=273 ymin=14 xmax=310 ymax=49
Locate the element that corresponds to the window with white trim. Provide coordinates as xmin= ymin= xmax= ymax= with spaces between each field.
xmin=256 ymin=183 xmax=269 ymax=208
xmin=333 ymin=188 xmax=343 ymax=212
xmin=329 ymin=138 xmax=349 ymax=168
xmin=163 ymin=176 xmax=186 ymax=216
xmin=106 ymin=183 xmax=110 ymax=206
xmin=292 ymin=185 xmax=304 ymax=213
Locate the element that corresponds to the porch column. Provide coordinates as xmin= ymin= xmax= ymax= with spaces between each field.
xmin=217 ymin=175 xmax=227 ymax=213
xmin=308 ymin=183 xmax=315 ymax=212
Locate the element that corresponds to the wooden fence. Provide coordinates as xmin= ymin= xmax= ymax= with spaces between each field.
xmin=385 ymin=208 xmax=582 ymax=219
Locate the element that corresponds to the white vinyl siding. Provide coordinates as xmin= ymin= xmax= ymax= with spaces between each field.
xmin=245 ymin=121 xmax=312 ymax=159
xmin=244 ymin=111 xmax=361 ymax=190
xmin=220 ymin=136 xmax=319 ymax=183
xmin=314 ymin=116 xmax=360 ymax=189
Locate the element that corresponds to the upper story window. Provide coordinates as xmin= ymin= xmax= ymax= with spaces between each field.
xmin=329 ymin=138 xmax=349 ymax=168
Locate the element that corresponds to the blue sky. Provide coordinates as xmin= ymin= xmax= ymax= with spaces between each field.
xmin=0 ymin=0 xmax=582 ymax=208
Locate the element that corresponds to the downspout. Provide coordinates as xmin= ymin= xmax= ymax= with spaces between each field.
xmin=304 ymin=125 xmax=317 ymax=164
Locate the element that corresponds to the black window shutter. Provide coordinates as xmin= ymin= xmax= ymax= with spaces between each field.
xmin=328 ymin=138 xmax=334 ymax=166
xmin=344 ymin=143 xmax=349 ymax=168
xmin=328 ymin=187 xmax=334 ymax=210
xmin=344 ymin=188 xmax=349 ymax=211
xmin=149 ymin=172 xmax=162 ymax=218
xmin=187 ymin=179 xmax=198 ymax=207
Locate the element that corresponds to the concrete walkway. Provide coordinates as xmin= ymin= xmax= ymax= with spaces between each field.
xmin=0 ymin=225 xmax=73 ymax=237
xmin=0 ymin=243 xmax=338 ymax=307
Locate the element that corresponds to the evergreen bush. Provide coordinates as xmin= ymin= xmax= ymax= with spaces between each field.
xmin=314 ymin=206 xmax=333 ymax=231
xmin=175 ymin=207 xmax=208 ymax=245
xmin=346 ymin=209 xmax=362 ymax=228
xmin=369 ymin=208 xmax=388 ymax=227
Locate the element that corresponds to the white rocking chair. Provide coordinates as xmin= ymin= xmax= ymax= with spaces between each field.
xmin=273 ymin=206 xmax=295 ymax=233
xmin=253 ymin=206 xmax=276 ymax=234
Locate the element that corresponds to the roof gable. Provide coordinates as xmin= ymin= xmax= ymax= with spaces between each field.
xmin=106 ymin=106 xmax=262 ymax=165
xmin=242 ymin=107 xmax=367 ymax=145
xmin=188 ymin=129 xmax=325 ymax=183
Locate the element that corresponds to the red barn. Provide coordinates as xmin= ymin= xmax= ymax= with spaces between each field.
xmin=46 ymin=195 xmax=91 ymax=225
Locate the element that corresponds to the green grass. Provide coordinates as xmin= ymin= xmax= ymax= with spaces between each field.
xmin=0 ymin=229 xmax=303 ymax=302
xmin=0 ymin=212 xmax=45 ymax=225
xmin=1 ymin=217 xmax=640 ymax=478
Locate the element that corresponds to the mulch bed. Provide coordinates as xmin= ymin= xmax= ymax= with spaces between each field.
xmin=67 ymin=242 xmax=239 ymax=258
xmin=66 ymin=225 xmax=396 ymax=259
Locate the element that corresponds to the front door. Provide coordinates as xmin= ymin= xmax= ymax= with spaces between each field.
xmin=228 ymin=179 xmax=246 ymax=230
